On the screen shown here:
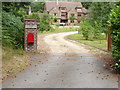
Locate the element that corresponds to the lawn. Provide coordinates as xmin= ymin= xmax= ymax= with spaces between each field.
xmin=67 ymin=33 xmax=108 ymax=50
xmin=39 ymin=26 xmax=79 ymax=34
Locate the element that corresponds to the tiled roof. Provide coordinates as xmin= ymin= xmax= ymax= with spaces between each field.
xmin=82 ymin=8 xmax=87 ymax=13
xmin=45 ymin=1 xmax=83 ymax=12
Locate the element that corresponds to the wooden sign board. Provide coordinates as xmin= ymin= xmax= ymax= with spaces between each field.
xmin=25 ymin=25 xmax=37 ymax=29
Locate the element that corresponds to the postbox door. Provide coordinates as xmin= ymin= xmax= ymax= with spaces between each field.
xmin=27 ymin=33 xmax=34 ymax=43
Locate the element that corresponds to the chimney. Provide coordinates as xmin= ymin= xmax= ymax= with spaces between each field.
xmin=57 ymin=0 xmax=58 ymax=5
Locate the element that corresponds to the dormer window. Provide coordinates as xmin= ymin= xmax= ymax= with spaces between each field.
xmin=59 ymin=7 xmax=67 ymax=12
xmin=59 ymin=7 xmax=66 ymax=11
xmin=77 ymin=9 xmax=82 ymax=12
xmin=54 ymin=13 xmax=57 ymax=16
xmin=61 ymin=8 xmax=65 ymax=10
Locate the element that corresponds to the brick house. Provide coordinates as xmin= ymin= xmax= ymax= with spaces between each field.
xmin=44 ymin=1 xmax=87 ymax=25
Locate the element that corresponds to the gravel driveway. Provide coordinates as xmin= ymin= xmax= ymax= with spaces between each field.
xmin=2 ymin=31 xmax=118 ymax=88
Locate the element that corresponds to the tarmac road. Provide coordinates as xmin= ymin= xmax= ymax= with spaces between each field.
xmin=2 ymin=31 xmax=118 ymax=88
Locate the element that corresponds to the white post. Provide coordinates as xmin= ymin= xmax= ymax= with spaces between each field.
xmin=29 ymin=6 xmax=32 ymax=15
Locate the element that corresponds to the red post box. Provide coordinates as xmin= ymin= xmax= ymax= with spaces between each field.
xmin=27 ymin=33 xmax=34 ymax=43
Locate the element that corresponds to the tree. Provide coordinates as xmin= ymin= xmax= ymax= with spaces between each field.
xmin=79 ymin=21 xmax=94 ymax=40
xmin=2 ymin=2 xmax=31 ymax=21
xmin=30 ymin=2 xmax=45 ymax=13
xmin=69 ymin=14 xmax=76 ymax=23
xmin=39 ymin=13 xmax=52 ymax=32
xmin=88 ymin=2 xmax=116 ymax=33
xmin=81 ymin=2 xmax=92 ymax=9
xmin=2 ymin=2 xmax=30 ymax=15
xmin=2 ymin=2 xmax=30 ymax=48
xmin=53 ymin=17 xmax=58 ymax=23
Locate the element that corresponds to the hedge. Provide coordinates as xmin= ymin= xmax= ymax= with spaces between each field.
xmin=2 ymin=12 xmax=24 ymax=49
xmin=109 ymin=5 xmax=120 ymax=69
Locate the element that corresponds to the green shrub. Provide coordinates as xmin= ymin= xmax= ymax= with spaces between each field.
xmin=109 ymin=5 xmax=120 ymax=70
xmin=79 ymin=21 xmax=94 ymax=40
xmin=2 ymin=12 xmax=24 ymax=49
xmin=93 ymin=21 xmax=103 ymax=39
xmin=53 ymin=17 xmax=58 ymax=22
xmin=39 ymin=13 xmax=52 ymax=32
xmin=26 ymin=13 xmax=40 ymax=31
xmin=69 ymin=14 xmax=76 ymax=23
xmin=26 ymin=13 xmax=40 ymax=22
xmin=39 ymin=23 xmax=51 ymax=32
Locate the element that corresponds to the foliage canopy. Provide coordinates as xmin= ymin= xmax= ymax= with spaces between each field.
xmin=2 ymin=12 xmax=24 ymax=49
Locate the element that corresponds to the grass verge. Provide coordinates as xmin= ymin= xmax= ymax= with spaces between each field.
xmin=67 ymin=33 xmax=119 ymax=73
xmin=67 ymin=33 xmax=107 ymax=50
xmin=2 ymin=47 xmax=29 ymax=81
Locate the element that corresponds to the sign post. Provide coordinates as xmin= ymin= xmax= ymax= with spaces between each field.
xmin=24 ymin=18 xmax=38 ymax=52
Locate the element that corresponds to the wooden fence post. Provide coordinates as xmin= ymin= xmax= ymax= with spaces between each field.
xmin=108 ymin=26 xmax=112 ymax=51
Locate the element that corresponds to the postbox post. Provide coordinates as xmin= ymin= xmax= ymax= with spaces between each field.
xmin=24 ymin=18 xmax=38 ymax=52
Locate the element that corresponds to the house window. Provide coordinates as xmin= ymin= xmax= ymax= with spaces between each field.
xmin=54 ymin=13 xmax=57 ymax=16
xmin=71 ymin=14 xmax=74 ymax=17
xmin=77 ymin=9 xmax=82 ymax=12
xmin=78 ymin=21 xmax=80 ymax=23
xmin=70 ymin=20 xmax=74 ymax=23
xmin=78 ymin=12 xmax=81 ymax=17
xmin=61 ymin=8 xmax=65 ymax=10
xmin=78 ymin=14 xmax=81 ymax=17
xmin=61 ymin=14 xmax=66 ymax=17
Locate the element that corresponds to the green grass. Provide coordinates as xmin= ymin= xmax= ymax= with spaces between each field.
xmin=39 ymin=26 xmax=79 ymax=34
xmin=67 ymin=33 xmax=108 ymax=50
xmin=2 ymin=47 xmax=25 ymax=61
xmin=2 ymin=47 xmax=28 ymax=79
